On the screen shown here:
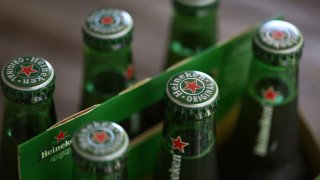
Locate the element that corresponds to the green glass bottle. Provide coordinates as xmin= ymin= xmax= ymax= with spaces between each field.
xmin=72 ymin=121 xmax=129 ymax=180
xmin=165 ymin=0 xmax=219 ymax=68
xmin=154 ymin=71 xmax=219 ymax=180
xmin=218 ymin=20 xmax=308 ymax=180
xmin=80 ymin=8 xmax=140 ymax=137
xmin=0 ymin=56 xmax=57 ymax=179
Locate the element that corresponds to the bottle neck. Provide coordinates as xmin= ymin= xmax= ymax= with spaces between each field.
xmin=72 ymin=159 xmax=128 ymax=180
xmin=162 ymin=109 xmax=215 ymax=157
xmin=166 ymin=3 xmax=218 ymax=66
xmin=81 ymin=44 xmax=135 ymax=109
xmin=247 ymin=56 xmax=298 ymax=106
xmin=236 ymin=55 xmax=300 ymax=160
xmin=2 ymin=96 xmax=56 ymax=143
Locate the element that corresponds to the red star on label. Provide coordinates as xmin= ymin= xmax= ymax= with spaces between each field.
xmin=100 ymin=16 xmax=114 ymax=25
xmin=55 ymin=131 xmax=65 ymax=143
xmin=92 ymin=131 xmax=110 ymax=144
xmin=18 ymin=65 xmax=38 ymax=77
xmin=271 ymin=30 xmax=286 ymax=40
xmin=263 ymin=86 xmax=278 ymax=102
xmin=183 ymin=80 xmax=202 ymax=94
xmin=171 ymin=136 xmax=189 ymax=153
xmin=125 ymin=65 xmax=134 ymax=80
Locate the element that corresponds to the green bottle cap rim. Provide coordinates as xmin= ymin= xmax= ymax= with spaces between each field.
xmin=166 ymin=71 xmax=218 ymax=119
xmin=72 ymin=121 xmax=129 ymax=163
xmin=83 ymin=8 xmax=133 ymax=50
xmin=253 ymin=20 xmax=303 ymax=65
xmin=1 ymin=56 xmax=55 ymax=103
xmin=175 ymin=0 xmax=217 ymax=6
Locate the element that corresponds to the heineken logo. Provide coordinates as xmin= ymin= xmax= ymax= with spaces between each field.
xmin=260 ymin=28 xmax=298 ymax=49
xmin=55 ymin=130 xmax=66 ymax=143
xmin=171 ymin=136 xmax=189 ymax=153
xmin=169 ymin=136 xmax=189 ymax=180
xmin=100 ymin=16 xmax=115 ymax=25
xmin=262 ymin=86 xmax=282 ymax=104
xmin=257 ymin=20 xmax=301 ymax=50
xmin=253 ymin=78 xmax=288 ymax=106
xmin=2 ymin=56 xmax=53 ymax=88
xmin=167 ymin=71 xmax=217 ymax=107
xmin=254 ymin=105 xmax=274 ymax=157
xmin=251 ymin=78 xmax=291 ymax=157
xmin=125 ymin=65 xmax=134 ymax=80
xmin=18 ymin=64 xmax=38 ymax=77
xmin=183 ymin=80 xmax=203 ymax=94
xmin=169 ymin=154 xmax=182 ymax=180
xmin=39 ymin=130 xmax=72 ymax=162
xmin=91 ymin=130 xmax=110 ymax=144
xmin=270 ymin=30 xmax=286 ymax=40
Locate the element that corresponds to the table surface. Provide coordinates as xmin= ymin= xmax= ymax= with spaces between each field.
xmin=0 ymin=0 xmax=319 ymax=145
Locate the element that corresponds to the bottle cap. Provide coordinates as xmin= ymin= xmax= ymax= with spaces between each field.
xmin=83 ymin=8 xmax=133 ymax=50
xmin=253 ymin=20 xmax=304 ymax=66
xmin=166 ymin=71 xmax=218 ymax=120
xmin=72 ymin=121 xmax=129 ymax=174
xmin=175 ymin=0 xmax=217 ymax=7
xmin=1 ymin=56 xmax=55 ymax=104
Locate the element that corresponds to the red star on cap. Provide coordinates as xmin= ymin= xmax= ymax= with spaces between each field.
xmin=100 ymin=16 xmax=114 ymax=25
xmin=92 ymin=131 xmax=110 ymax=144
xmin=18 ymin=65 xmax=38 ymax=77
xmin=55 ymin=131 xmax=65 ymax=143
xmin=271 ymin=30 xmax=286 ymax=40
xmin=263 ymin=86 xmax=278 ymax=102
xmin=183 ymin=80 xmax=202 ymax=94
xmin=171 ymin=136 xmax=189 ymax=153
xmin=125 ymin=65 xmax=134 ymax=80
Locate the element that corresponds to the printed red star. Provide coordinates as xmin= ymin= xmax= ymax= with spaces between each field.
xmin=263 ymin=86 xmax=278 ymax=102
xmin=18 ymin=65 xmax=38 ymax=77
xmin=271 ymin=30 xmax=286 ymax=40
xmin=171 ymin=136 xmax=189 ymax=153
xmin=126 ymin=65 xmax=134 ymax=80
xmin=92 ymin=131 xmax=110 ymax=144
xmin=100 ymin=16 xmax=114 ymax=25
xmin=55 ymin=131 xmax=65 ymax=143
xmin=183 ymin=80 xmax=202 ymax=94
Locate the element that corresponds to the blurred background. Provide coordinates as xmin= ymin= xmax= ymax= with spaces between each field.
xmin=0 ymin=0 xmax=319 ymax=144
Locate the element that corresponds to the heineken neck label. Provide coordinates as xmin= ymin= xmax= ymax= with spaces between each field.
xmin=2 ymin=56 xmax=54 ymax=90
xmin=169 ymin=136 xmax=189 ymax=180
xmin=253 ymin=85 xmax=284 ymax=157
xmin=167 ymin=71 xmax=218 ymax=108
xmin=254 ymin=105 xmax=273 ymax=156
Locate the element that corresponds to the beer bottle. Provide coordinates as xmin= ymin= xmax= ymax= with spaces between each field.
xmin=72 ymin=121 xmax=129 ymax=180
xmin=154 ymin=71 xmax=219 ymax=180
xmin=164 ymin=0 xmax=219 ymax=68
xmin=80 ymin=8 xmax=140 ymax=137
xmin=0 ymin=56 xmax=57 ymax=179
xmin=218 ymin=20 xmax=307 ymax=180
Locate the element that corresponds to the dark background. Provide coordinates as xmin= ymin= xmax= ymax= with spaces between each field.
xmin=0 ymin=0 xmax=319 ymax=145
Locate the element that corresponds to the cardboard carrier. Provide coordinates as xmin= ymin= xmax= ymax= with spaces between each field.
xmin=19 ymin=17 xmax=320 ymax=180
